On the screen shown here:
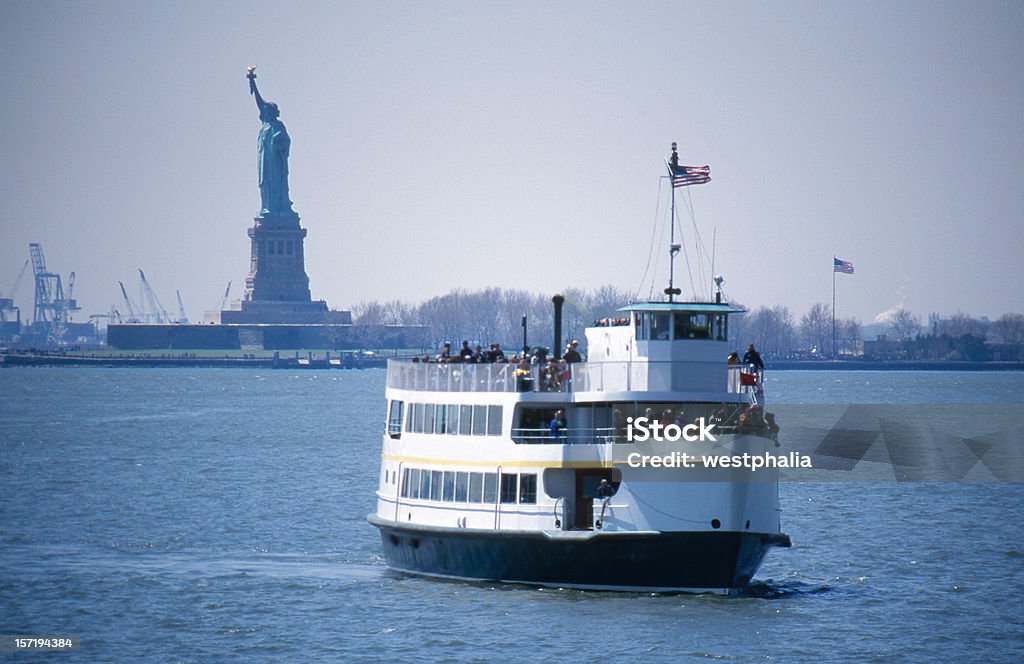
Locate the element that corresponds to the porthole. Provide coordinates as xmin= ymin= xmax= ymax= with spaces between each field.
xmin=711 ymin=519 xmax=721 ymax=529
xmin=388 ymin=534 xmax=399 ymax=546
xmin=745 ymin=520 xmax=751 ymax=529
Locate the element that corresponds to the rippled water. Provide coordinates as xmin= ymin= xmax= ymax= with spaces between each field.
xmin=1 ymin=368 xmax=1022 ymax=661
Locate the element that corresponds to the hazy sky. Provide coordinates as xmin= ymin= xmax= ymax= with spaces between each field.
xmin=2 ymin=1 xmax=1022 ymax=326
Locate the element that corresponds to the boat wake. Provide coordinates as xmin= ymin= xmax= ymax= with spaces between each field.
xmin=737 ymin=579 xmax=835 ymax=599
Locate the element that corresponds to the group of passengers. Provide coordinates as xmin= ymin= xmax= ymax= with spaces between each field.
xmin=592 ymin=317 xmax=630 ymax=327
xmin=727 ymin=344 xmax=765 ymax=371
xmin=412 ymin=341 xmax=508 ymax=364
xmin=412 ymin=339 xmax=586 ymax=393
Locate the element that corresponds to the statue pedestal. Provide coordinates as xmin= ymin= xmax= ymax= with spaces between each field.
xmin=209 ymin=299 xmax=352 ymax=325
xmin=244 ymin=214 xmax=312 ymax=303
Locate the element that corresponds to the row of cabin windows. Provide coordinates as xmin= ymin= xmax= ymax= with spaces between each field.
xmin=388 ymin=401 xmax=503 ymax=438
xmin=260 ymin=240 xmax=295 ymax=256
xmin=399 ymin=468 xmax=537 ymax=504
xmin=634 ymin=312 xmax=728 ymax=342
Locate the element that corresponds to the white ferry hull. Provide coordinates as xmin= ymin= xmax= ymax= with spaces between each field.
xmin=369 ymin=514 xmax=790 ymax=593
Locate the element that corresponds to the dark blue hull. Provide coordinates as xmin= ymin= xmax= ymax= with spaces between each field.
xmin=369 ymin=515 xmax=790 ymax=592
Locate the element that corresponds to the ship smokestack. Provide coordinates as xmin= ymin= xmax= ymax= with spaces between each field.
xmin=552 ymin=294 xmax=564 ymax=360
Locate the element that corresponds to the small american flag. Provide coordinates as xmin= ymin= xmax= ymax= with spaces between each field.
xmin=834 ymin=257 xmax=855 ymax=274
xmin=670 ymin=163 xmax=711 ymax=187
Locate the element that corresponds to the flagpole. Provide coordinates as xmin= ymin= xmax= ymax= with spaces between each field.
xmin=669 ymin=171 xmax=676 ymax=303
xmin=665 ymin=142 xmax=682 ymax=303
xmin=832 ymin=256 xmax=837 ymax=359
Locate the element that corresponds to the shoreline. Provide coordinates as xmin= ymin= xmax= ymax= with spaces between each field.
xmin=1 ymin=352 xmax=1022 ymax=371
xmin=767 ymin=360 xmax=1024 ymax=371
xmin=0 ymin=351 xmax=382 ymax=369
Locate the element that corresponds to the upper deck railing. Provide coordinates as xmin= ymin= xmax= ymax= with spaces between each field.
xmin=386 ymin=359 xmax=762 ymax=396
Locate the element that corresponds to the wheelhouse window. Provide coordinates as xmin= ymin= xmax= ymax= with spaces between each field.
xmin=673 ymin=313 xmax=711 ymax=340
xmin=650 ymin=312 xmax=671 ymax=340
xmin=714 ymin=314 xmax=728 ymax=341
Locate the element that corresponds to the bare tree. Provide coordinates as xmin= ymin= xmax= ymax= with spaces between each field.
xmin=839 ymin=318 xmax=862 ymax=355
xmin=935 ymin=312 xmax=987 ymax=338
xmin=890 ymin=308 xmax=921 ymax=341
xmin=744 ymin=305 xmax=795 ymax=357
xmin=990 ymin=313 xmax=1024 ymax=345
xmin=799 ymin=302 xmax=833 ymax=355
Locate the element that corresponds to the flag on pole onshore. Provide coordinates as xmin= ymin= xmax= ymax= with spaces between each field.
xmin=834 ymin=257 xmax=855 ymax=274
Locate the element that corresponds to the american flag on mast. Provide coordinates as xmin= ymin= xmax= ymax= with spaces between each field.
xmin=670 ymin=163 xmax=711 ymax=187
xmin=834 ymin=257 xmax=855 ymax=274
xmin=667 ymin=142 xmax=711 ymax=187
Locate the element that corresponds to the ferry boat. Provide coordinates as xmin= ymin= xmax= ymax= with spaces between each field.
xmin=368 ymin=145 xmax=791 ymax=593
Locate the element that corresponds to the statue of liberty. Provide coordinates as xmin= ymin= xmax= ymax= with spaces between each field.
xmin=247 ymin=66 xmax=295 ymax=217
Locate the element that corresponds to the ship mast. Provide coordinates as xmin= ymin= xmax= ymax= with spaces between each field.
xmin=665 ymin=143 xmax=683 ymax=303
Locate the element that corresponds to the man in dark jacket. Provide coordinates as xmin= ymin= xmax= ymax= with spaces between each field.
xmin=563 ymin=340 xmax=583 ymax=363
xmin=743 ymin=344 xmax=764 ymax=372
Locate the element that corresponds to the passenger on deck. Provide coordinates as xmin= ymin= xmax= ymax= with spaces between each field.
xmin=438 ymin=342 xmax=452 ymax=361
xmin=514 ymin=357 xmax=532 ymax=391
xmin=543 ymin=359 xmax=564 ymax=391
xmin=549 ymin=409 xmax=568 ymax=440
xmin=459 ymin=340 xmax=474 ymax=361
xmin=490 ymin=342 xmax=507 ymax=363
xmin=765 ymin=412 xmax=780 ymax=440
xmin=596 ymin=479 xmax=616 ymax=499
xmin=660 ymin=409 xmax=680 ymax=427
xmin=612 ymin=409 xmax=625 ymax=442
xmin=749 ymin=404 xmax=765 ymax=427
xmin=563 ymin=340 xmax=583 ymax=364
xmin=727 ymin=351 xmax=739 ymax=365
xmin=743 ymin=344 xmax=764 ymax=372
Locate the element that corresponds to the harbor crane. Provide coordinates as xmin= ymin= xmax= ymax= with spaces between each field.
xmin=118 ymin=281 xmax=141 ymax=323
xmin=175 ymin=290 xmax=189 ymax=324
xmin=30 ymin=243 xmax=79 ymax=324
xmin=28 ymin=242 xmax=80 ymax=344
xmin=0 ymin=259 xmax=30 ymax=324
xmin=3 ymin=259 xmax=30 ymax=300
xmin=138 ymin=269 xmax=170 ymax=324
xmin=217 ymin=280 xmax=232 ymax=311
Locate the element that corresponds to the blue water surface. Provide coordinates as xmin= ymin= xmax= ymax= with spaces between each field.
xmin=0 ymin=368 xmax=1022 ymax=662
